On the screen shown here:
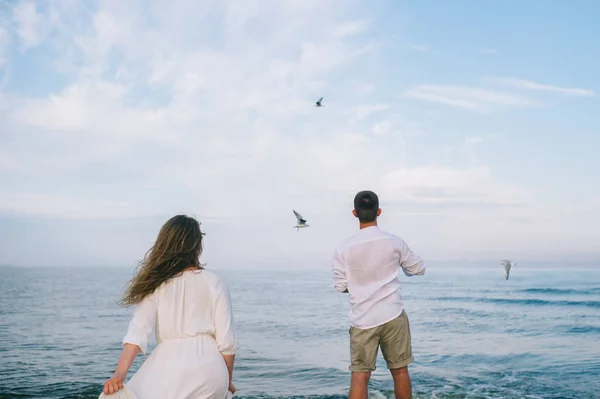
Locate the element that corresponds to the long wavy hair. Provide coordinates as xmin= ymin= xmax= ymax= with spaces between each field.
xmin=119 ymin=215 xmax=205 ymax=307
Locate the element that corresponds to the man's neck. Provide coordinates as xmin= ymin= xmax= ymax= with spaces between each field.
xmin=359 ymin=221 xmax=378 ymax=230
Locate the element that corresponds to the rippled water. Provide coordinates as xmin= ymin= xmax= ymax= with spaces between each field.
xmin=1 ymin=265 xmax=599 ymax=399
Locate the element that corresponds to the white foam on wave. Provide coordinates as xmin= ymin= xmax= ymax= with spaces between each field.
xmin=368 ymin=389 xmax=391 ymax=399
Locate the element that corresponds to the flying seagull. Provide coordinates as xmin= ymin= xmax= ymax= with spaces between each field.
xmin=293 ymin=210 xmax=310 ymax=232
xmin=315 ymin=97 xmax=323 ymax=107
xmin=501 ymin=260 xmax=515 ymax=280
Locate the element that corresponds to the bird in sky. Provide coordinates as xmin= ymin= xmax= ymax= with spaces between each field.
xmin=293 ymin=210 xmax=310 ymax=232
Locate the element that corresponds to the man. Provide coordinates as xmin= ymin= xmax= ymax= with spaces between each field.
xmin=332 ymin=190 xmax=426 ymax=399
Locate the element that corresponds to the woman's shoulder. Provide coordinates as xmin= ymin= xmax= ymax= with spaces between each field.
xmin=190 ymin=268 xmax=228 ymax=288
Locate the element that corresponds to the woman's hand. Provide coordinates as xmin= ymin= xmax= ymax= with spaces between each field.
xmin=102 ymin=344 xmax=139 ymax=395
xmin=103 ymin=372 xmax=125 ymax=395
xmin=228 ymin=381 xmax=236 ymax=394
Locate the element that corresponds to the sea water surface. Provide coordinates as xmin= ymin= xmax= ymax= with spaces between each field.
xmin=0 ymin=265 xmax=599 ymax=399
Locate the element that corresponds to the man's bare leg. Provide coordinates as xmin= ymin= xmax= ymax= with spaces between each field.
xmin=349 ymin=371 xmax=371 ymax=399
xmin=390 ymin=366 xmax=412 ymax=399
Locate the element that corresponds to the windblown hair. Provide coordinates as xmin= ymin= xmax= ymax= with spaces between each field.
xmin=119 ymin=215 xmax=205 ymax=307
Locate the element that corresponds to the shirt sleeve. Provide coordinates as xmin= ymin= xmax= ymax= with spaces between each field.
xmin=213 ymin=279 xmax=237 ymax=355
xmin=332 ymin=247 xmax=348 ymax=292
xmin=397 ymin=238 xmax=426 ymax=276
xmin=122 ymin=292 xmax=157 ymax=355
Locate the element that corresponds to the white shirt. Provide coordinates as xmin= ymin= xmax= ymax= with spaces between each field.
xmin=332 ymin=226 xmax=426 ymax=329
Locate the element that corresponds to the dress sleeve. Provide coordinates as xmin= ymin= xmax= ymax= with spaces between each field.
xmin=213 ymin=279 xmax=237 ymax=355
xmin=122 ymin=292 xmax=157 ymax=355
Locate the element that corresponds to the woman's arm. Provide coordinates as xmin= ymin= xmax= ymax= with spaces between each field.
xmin=214 ymin=279 xmax=237 ymax=392
xmin=103 ymin=293 xmax=157 ymax=394
xmin=103 ymin=344 xmax=140 ymax=394
xmin=222 ymin=353 xmax=235 ymax=391
xmin=113 ymin=343 xmax=141 ymax=379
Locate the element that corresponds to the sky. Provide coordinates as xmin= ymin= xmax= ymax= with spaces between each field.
xmin=0 ymin=0 xmax=599 ymax=268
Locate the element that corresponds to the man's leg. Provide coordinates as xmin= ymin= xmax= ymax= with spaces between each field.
xmin=348 ymin=325 xmax=379 ymax=399
xmin=349 ymin=371 xmax=371 ymax=399
xmin=379 ymin=311 xmax=414 ymax=399
xmin=390 ymin=366 xmax=411 ymax=399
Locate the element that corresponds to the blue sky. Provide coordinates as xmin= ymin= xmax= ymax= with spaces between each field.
xmin=0 ymin=0 xmax=598 ymax=267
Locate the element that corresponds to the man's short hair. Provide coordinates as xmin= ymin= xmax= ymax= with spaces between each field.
xmin=353 ymin=190 xmax=379 ymax=223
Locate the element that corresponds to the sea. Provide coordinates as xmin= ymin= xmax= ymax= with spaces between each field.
xmin=0 ymin=265 xmax=599 ymax=399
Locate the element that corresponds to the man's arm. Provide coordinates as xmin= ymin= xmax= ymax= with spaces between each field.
xmin=332 ymin=247 xmax=348 ymax=293
xmin=398 ymin=238 xmax=426 ymax=276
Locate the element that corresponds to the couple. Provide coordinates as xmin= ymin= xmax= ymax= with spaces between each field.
xmin=102 ymin=191 xmax=426 ymax=399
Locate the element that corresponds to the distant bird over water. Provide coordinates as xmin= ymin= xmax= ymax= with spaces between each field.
xmin=501 ymin=260 xmax=515 ymax=280
xmin=315 ymin=97 xmax=323 ymax=107
xmin=293 ymin=210 xmax=310 ymax=232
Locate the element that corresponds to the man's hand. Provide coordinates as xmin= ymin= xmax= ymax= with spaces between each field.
xmin=103 ymin=372 xmax=125 ymax=395
xmin=229 ymin=381 xmax=237 ymax=394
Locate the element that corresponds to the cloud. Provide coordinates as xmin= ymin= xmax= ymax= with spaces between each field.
xmin=0 ymin=192 xmax=134 ymax=218
xmin=356 ymin=103 xmax=389 ymax=120
xmin=379 ymin=166 xmax=529 ymax=209
xmin=331 ymin=19 xmax=369 ymax=38
xmin=465 ymin=136 xmax=485 ymax=145
xmin=11 ymin=0 xmax=48 ymax=49
xmin=483 ymin=77 xmax=595 ymax=97
xmin=0 ymin=0 xmax=597 ymax=264
xmin=1 ymin=0 xmax=379 ymax=187
xmin=10 ymin=81 xmax=187 ymax=143
xmin=0 ymin=25 xmax=8 ymax=67
xmin=372 ymin=120 xmax=391 ymax=135
xmin=404 ymin=84 xmax=539 ymax=112
xmin=465 ymin=134 xmax=498 ymax=146
xmin=0 ymin=148 xmax=20 ymax=170
xmin=354 ymin=83 xmax=376 ymax=95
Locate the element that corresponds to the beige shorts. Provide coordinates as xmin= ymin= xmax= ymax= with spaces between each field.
xmin=349 ymin=310 xmax=413 ymax=372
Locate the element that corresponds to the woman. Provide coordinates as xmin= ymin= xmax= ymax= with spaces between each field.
xmin=102 ymin=215 xmax=237 ymax=398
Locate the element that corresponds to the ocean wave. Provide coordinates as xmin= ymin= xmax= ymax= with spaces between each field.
xmin=433 ymin=296 xmax=600 ymax=308
xmin=566 ymin=325 xmax=600 ymax=334
xmin=429 ymin=307 xmax=491 ymax=317
xmin=521 ymin=287 xmax=600 ymax=295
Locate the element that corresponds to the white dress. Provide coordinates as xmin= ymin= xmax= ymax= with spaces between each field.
xmin=121 ymin=269 xmax=237 ymax=399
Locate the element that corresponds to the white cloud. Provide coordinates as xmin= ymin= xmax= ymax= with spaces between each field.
xmin=0 ymin=151 xmax=19 ymax=171
xmin=356 ymin=103 xmax=389 ymax=120
xmin=12 ymin=1 xmax=47 ymax=49
xmin=0 ymin=0 xmax=597 ymax=264
xmin=354 ymin=83 xmax=376 ymax=95
xmin=465 ymin=136 xmax=485 ymax=145
xmin=0 ymin=192 xmax=134 ymax=218
xmin=331 ymin=19 xmax=369 ymax=38
xmin=372 ymin=120 xmax=391 ymax=135
xmin=465 ymin=134 xmax=498 ymax=146
xmin=0 ymin=25 xmax=8 ymax=67
xmin=484 ymin=77 xmax=595 ymax=97
xmin=379 ymin=166 xmax=528 ymax=208
xmin=404 ymin=84 xmax=539 ymax=112
xmin=0 ymin=0 xmax=388 ymax=221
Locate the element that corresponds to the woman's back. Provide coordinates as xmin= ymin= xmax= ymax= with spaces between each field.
xmin=122 ymin=269 xmax=236 ymax=355
xmin=120 ymin=269 xmax=237 ymax=399
xmin=155 ymin=270 xmax=234 ymax=345
xmin=102 ymin=215 xmax=237 ymax=399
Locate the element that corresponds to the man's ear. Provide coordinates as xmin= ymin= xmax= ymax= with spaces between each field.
xmin=377 ymin=208 xmax=382 ymax=217
xmin=352 ymin=209 xmax=358 ymax=218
